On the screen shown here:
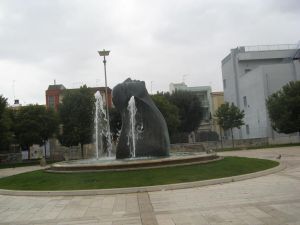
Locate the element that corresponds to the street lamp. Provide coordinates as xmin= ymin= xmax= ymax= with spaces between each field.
xmin=98 ymin=49 xmax=112 ymax=156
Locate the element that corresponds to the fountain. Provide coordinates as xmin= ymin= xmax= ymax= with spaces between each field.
xmin=127 ymin=96 xmax=138 ymax=158
xmin=94 ymin=91 xmax=112 ymax=158
xmin=113 ymin=78 xmax=170 ymax=159
xmin=48 ymin=78 xmax=220 ymax=172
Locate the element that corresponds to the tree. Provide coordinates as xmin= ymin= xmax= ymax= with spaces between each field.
xmin=39 ymin=108 xmax=59 ymax=157
xmin=266 ymin=81 xmax=300 ymax=134
xmin=215 ymin=102 xmax=245 ymax=148
xmin=0 ymin=95 xmax=6 ymax=117
xmin=59 ymin=85 xmax=94 ymax=158
xmin=14 ymin=105 xmax=59 ymax=159
xmin=0 ymin=96 xmax=13 ymax=151
xmin=151 ymin=94 xmax=180 ymax=136
xmin=166 ymin=91 xmax=202 ymax=133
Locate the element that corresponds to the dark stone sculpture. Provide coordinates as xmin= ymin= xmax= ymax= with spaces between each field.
xmin=112 ymin=78 xmax=170 ymax=159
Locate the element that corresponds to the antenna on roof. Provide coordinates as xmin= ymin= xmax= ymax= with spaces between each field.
xmin=182 ymin=74 xmax=188 ymax=83
xmin=12 ymin=80 xmax=15 ymax=101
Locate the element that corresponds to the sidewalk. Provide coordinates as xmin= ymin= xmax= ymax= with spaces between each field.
xmin=0 ymin=165 xmax=48 ymax=178
xmin=0 ymin=146 xmax=299 ymax=225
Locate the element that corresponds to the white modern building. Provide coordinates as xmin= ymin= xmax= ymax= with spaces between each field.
xmin=169 ymin=82 xmax=212 ymax=130
xmin=222 ymin=44 xmax=300 ymax=143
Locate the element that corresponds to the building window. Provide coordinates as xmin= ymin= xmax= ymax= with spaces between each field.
xmin=203 ymin=108 xmax=209 ymax=121
xmin=48 ymin=96 xmax=55 ymax=109
xmin=197 ymin=93 xmax=205 ymax=101
xmin=243 ymin=96 xmax=247 ymax=107
xmin=246 ymin=124 xmax=250 ymax=135
xmin=223 ymin=79 xmax=226 ymax=89
xmin=245 ymin=68 xmax=251 ymax=74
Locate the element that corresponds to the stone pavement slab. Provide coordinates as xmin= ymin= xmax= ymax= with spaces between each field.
xmin=150 ymin=146 xmax=300 ymax=225
xmin=0 ymin=146 xmax=299 ymax=225
xmin=0 ymin=165 xmax=48 ymax=178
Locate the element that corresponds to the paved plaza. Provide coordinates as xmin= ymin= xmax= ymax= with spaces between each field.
xmin=0 ymin=146 xmax=299 ymax=225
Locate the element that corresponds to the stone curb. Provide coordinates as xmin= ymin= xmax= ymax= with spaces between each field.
xmin=0 ymin=161 xmax=285 ymax=197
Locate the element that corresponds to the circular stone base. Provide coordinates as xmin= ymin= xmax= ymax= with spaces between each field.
xmin=47 ymin=153 xmax=220 ymax=173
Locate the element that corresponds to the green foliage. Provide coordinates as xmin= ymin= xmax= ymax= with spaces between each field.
xmin=215 ymin=102 xmax=245 ymax=130
xmin=215 ymin=102 xmax=244 ymax=147
xmin=0 ymin=157 xmax=278 ymax=190
xmin=0 ymin=95 xmax=6 ymax=116
xmin=150 ymin=91 xmax=202 ymax=143
xmin=169 ymin=132 xmax=189 ymax=144
xmin=58 ymin=85 xmax=95 ymax=156
xmin=0 ymin=96 xmax=14 ymax=151
xmin=151 ymin=94 xmax=180 ymax=136
xmin=266 ymin=81 xmax=300 ymax=134
xmin=14 ymin=105 xmax=59 ymax=154
xmin=165 ymin=91 xmax=202 ymax=133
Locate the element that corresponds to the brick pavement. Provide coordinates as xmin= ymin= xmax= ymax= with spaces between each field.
xmin=0 ymin=146 xmax=299 ymax=225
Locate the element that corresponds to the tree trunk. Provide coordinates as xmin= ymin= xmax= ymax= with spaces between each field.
xmin=231 ymin=128 xmax=234 ymax=148
xmin=220 ymin=128 xmax=223 ymax=149
xmin=81 ymin=143 xmax=84 ymax=159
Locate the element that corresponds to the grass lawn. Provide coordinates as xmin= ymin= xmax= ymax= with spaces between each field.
xmin=0 ymin=157 xmax=278 ymax=191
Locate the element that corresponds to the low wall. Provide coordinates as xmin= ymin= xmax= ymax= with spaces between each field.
xmin=49 ymin=142 xmax=94 ymax=161
xmin=171 ymin=143 xmax=205 ymax=152
xmin=208 ymin=137 xmax=269 ymax=150
xmin=0 ymin=152 xmax=22 ymax=163
xmin=171 ymin=137 xmax=269 ymax=152
xmin=48 ymin=139 xmax=117 ymax=161
xmin=268 ymin=135 xmax=300 ymax=145
xmin=49 ymin=136 xmax=297 ymax=159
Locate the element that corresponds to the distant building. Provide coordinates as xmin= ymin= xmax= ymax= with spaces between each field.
xmin=10 ymin=99 xmax=22 ymax=110
xmin=169 ymin=82 xmax=188 ymax=93
xmin=45 ymin=84 xmax=113 ymax=111
xmin=222 ymin=44 xmax=300 ymax=143
xmin=169 ymin=82 xmax=214 ymax=131
xmin=45 ymin=84 xmax=113 ymax=160
xmin=45 ymin=84 xmax=66 ymax=111
xmin=210 ymin=92 xmax=224 ymax=136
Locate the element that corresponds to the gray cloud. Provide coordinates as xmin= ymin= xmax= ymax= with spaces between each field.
xmin=0 ymin=0 xmax=299 ymax=105
xmin=267 ymin=0 xmax=300 ymax=14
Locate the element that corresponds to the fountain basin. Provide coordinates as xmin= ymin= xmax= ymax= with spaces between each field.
xmin=47 ymin=153 xmax=220 ymax=173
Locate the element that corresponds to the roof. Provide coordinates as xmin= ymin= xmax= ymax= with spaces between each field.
xmin=211 ymin=92 xmax=224 ymax=96
xmin=66 ymin=87 xmax=112 ymax=92
xmin=47 ymin=84 xmax=66 ymax=90
xmin=222 ymin=44 xmax=299 ymax=64
xmin=242 ymin=44 xmax=298 ymax=52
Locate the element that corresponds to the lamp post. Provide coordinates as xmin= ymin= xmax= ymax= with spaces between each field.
xmin=98 ymin=49 xmax=112 ymax=156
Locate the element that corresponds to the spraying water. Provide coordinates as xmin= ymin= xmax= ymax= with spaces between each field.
xmin=94 ymin=91 xmax=112 ymax=158
xmin=127 ymin=96 xmax=137 ymax=157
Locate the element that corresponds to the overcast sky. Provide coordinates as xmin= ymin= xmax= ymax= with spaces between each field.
xmin=0 ymin=0 xmax=299 ymax=105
